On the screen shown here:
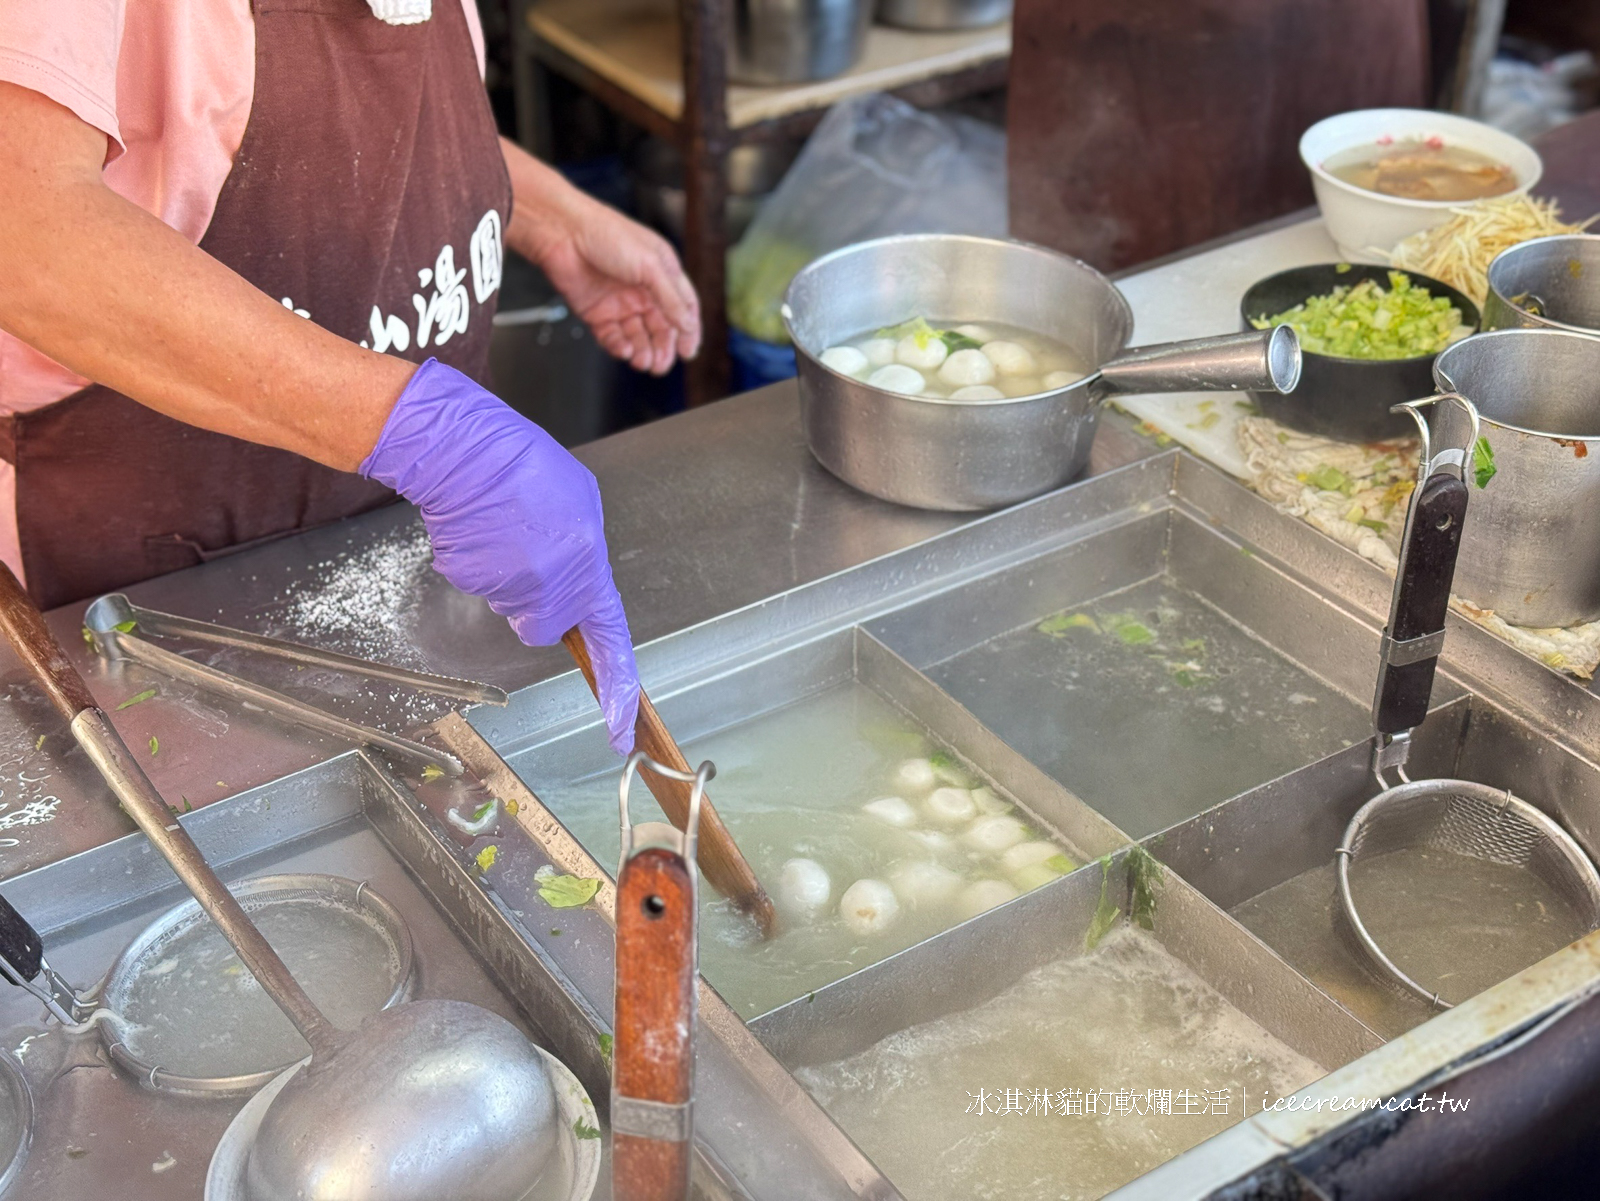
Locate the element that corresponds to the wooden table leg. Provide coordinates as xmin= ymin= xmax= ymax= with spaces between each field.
xmin=680 ymin=0 xmax=732 ymax=405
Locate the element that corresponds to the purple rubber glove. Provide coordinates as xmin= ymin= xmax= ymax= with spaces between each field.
xmin=361 ymin=359 xmax=640 ymax=754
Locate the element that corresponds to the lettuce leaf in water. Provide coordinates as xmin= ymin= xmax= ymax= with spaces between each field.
xmin=875 ymin=316 xmax=981 ymax=354
xmin=1252 ymin=272 xmax=1468 ymax=360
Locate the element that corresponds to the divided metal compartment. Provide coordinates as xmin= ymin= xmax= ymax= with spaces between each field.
xmin=498 ymin=624 xmax=1131 ymax=1022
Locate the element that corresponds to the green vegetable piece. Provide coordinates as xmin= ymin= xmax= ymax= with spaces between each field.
xmin=929 ymin=751 xmax=958 ymax=773
xmin=1180 ymin=637 xmax=1206 ymax=656
xmin=1191 ymin=411 xmax=1222 ymax=431
xmin=1037 ymin=611 xmax=1098 ymax=636
xmin=539 ymin=873 xmax=603 ymax=909
xmin=939 ymin=331 xmax=983 ymax=353
xmin=573 ymin=1117 xmax=602 ymax=1141
xmin=1085 ymin=855 xmax=1121 ymax=949
xmin=1473 ymin=436 xmax=1497 ymax=489
xmin=598 ymin=1032 xmax=613 ymax=1070
xmin=148 ymin=736 xmax=159 ymax=756
xmin=116 ymin=688 xmax=157 ymax=710
xmin=1044 ymin=853 xmax=1075 ymax=874
xmin=1171 ymin=668 xmax=1201 ymax=688
xmin=33 ymin=735 xmax=44 ymax=752
xmin=475 ymin=845 xmax=498 ymax=873
xmin=112 ymin=620 xmax=138 ymax=633
xmin=1254 ymin=272 xmax=1464 ymax=360
xmin=1357 ymin=518 xmax=1388 ymax=533
xmin=420 ymin=764 xmax=446 ymax=782
xmin=471 ymin=799 xmax=496 ymax=822
xmin=1303 ymin=464 xmax=1353 ymax=494
xmin=1335 ymin=262 xmax=1353 ymax=273
xmin=1115 ymin=622 xmax=1155 ymax=646
xmin=81 ymin=626 xmax=95 ymax=649
xmin=180 ymin=796 xmax=193 ymax=813
xmin=1128 ymin=846 xmax=1164 ymax=931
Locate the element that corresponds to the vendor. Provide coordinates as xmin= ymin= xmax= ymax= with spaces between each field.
xmin=0 ymin=0 xmax=701 ymax=754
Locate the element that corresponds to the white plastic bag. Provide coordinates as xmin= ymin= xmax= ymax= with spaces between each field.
xmin=728 ymin=93 xmax=1007 ymax=343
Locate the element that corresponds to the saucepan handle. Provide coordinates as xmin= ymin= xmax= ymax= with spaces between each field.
xmin=1092 ymin=327 xmax=1302 ymax=402
xmin=1371 ymin=393 xmax=1480 ymax=738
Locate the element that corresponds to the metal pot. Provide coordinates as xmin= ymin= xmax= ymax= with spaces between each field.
xmin=730 ymin=0 xmax=872 ymax=85
xmin=782 ymin=234 xmax=1302 ymax=511
xmin=1433 ymin=328 xmax=1600 ymax=628
xmin=1484 ymin=234 xmax=1600 ymax=335
xmin=877 ymin=0 xmax=1011 ymax=31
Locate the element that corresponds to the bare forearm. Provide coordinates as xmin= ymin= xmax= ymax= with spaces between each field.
xmin=500 ymin=136 xmax=585 ymax=262
xmin=0 ymin=83 xmax=409 ymax=471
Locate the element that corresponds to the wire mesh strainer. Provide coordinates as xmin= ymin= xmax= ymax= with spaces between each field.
xmin=1334 ymin=393 xmax=1600 ymax=1008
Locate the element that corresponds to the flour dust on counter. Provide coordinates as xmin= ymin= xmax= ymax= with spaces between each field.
xmin=522 ymin=682 xmax=1078 ymax=1018
xmin=925 ymin=578 xmax=1371 ymax=838
xmin=796 ymin=926 xmax=1325 ymax=1201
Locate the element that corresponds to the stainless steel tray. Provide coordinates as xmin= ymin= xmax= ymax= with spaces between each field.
xmin=469 ymin=451 xmax=1600 ymax=1200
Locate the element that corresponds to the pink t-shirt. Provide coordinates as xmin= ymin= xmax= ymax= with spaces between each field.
xmin=0 ymin=0 xmax=486 ymax=584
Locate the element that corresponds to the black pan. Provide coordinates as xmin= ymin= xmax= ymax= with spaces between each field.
xmin=1241 ymin=264 xmax=1479 ymax=442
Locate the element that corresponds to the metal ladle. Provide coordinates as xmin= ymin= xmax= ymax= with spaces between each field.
xmin=0 ymin=566 xmax=560 ymax=1201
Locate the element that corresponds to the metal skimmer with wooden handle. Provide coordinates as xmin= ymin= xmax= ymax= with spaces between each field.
xmin=0 ymin=565 xmax=561 ymax=1201
xmin=563 ymin=628 xmax=778 ymax=937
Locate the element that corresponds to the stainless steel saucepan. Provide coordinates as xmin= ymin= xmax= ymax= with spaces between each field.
xmin=782 ymin=234 xmax=1302 ymax=511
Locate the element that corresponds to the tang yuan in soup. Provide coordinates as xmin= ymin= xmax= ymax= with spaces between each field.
xmin=819 ymin=316 xmax=1088 ymax=400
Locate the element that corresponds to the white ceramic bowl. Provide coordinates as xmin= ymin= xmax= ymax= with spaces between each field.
xmin=1300 ymin=108 xmax=1543 ymax=261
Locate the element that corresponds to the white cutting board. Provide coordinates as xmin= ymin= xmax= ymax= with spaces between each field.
xmin=1112 ymin=219 xmax=1342 ymax=478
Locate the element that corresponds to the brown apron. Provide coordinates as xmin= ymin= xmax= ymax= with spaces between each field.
xmin=5 ymin=0 xmax=512 ymax=609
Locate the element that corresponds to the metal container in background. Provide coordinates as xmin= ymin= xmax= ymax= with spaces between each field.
xmin=783 ymin=234 xmax=1301 ymax=511
xmin=1433 ymin=327 xmax=1600 ymax=628
xmin=876 ymin=0 xmax=1010 ymax=31
xmin=1484 ymin=234 xmax=1600 ymax=335
xmin=730 ymin=0 xmax=872 ymax=85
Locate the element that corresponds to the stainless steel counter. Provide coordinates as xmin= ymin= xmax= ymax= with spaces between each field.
xmin=0 ymin=374 xmax=1154 ymax=880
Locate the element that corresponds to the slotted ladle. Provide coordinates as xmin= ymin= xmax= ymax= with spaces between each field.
xmin=0 ymin=565 xmax=561 ymax=1201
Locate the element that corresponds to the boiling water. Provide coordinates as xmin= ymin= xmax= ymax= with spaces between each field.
xmin=1234 ymin=848 xmax=1591 ymax=1036
xmin=926 ymin=578 xmax=1370 ymax=838
xmin=796 ymin=927 xmax=1324 ymax=1201
xmin=822 ymin=319 xmax=1089 ymax=400
xmin=524 ymin=683 xmax=1076 ymax=1019
xmin=116 ymin=896 xmax=404 ymax=1079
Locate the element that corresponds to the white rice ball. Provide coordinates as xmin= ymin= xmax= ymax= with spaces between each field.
xmin=895 ymin=334 xmax=948 ymax=371
xmin=820 ymin=346 xmax=870 ymax=379
xmin=953 ymin=324 xmax=993 ymax=341
xmin=998 ymin=376 xmax=1045 ymax=398
xmin=937 ymin=348 xmax=997 ymax=388
xmin=892 ymin=758 xmax=938 ymax=794
xmin=867 ymin=364 xmax=927 ymax=396
xmin=858 ymin=337 xmax=897 ymax=368
xmin=954 ymin=879 xmax=1020 ymax=921
xmin=1044 ymin=369 xmax=1085 ymax=390
xmin=982 ymin=340 xmax=1039 ymax=377
xmin=950 ymin=385 xmax=1005 ymax=400
xmin=924 ymin=786 xmax=977 ymax=827
xmin=1002 ymin=842 xmax=1072 ymax=890
xmin=932 ymin=757 xmax=971 ymax=787
xmin=862 ymin=795 xmax=918 ymax=828
xmin=971 ymin=786 xmax=1011 ymax=816
xmin=911 ymin=829 xmax=955 ymax=854
xmin=1001 ymin=840 xmax=1070 ymax=876
xmin=962 ymin=815 xmax=1029 ymax=854
xmin=840 ymin=878 xmax=900 ymax=934
xmin=778 ymin=858 xmax=832 ymax=919
xmin=890 ymin=861 xmax=964 ymax=908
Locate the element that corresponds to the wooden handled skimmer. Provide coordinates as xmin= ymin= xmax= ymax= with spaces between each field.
xmin=612 ymin=753 xmax=703 ymax=1201
xmin=563 ymin=628 xmax=777 ymax=936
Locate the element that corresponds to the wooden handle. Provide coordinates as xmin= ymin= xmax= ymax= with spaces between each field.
xmin=613 ymin=847 xmax=695 ymax=1201
xmin=0 ymin=564 xmax=97 ymax=722
xmin=562 ymin=629 xmax=777 ymax=937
